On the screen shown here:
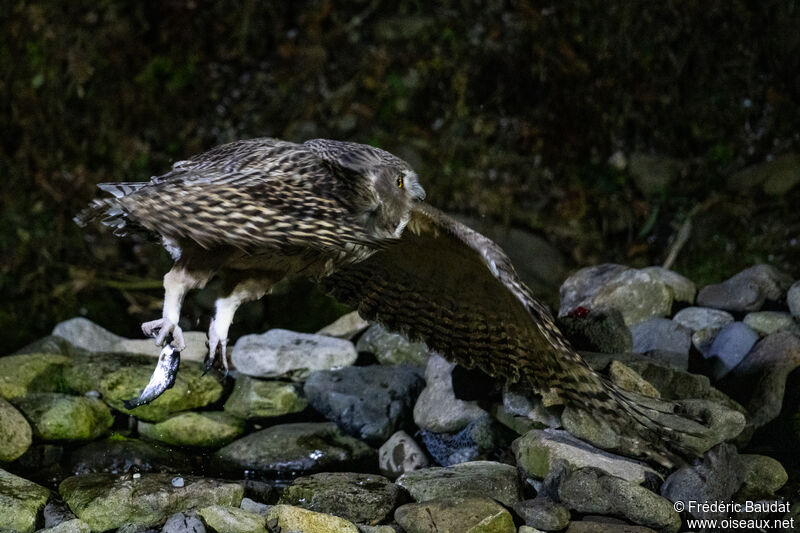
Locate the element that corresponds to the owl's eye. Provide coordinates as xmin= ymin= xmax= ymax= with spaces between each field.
xmin=396 ymin=176 xmax=404 ymax=189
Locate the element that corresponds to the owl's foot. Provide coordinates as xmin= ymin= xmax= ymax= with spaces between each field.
xmin=141 ymin=318 xmax=185 ymax=350
xmin=205 ymin=318 xmax=229 ymax=377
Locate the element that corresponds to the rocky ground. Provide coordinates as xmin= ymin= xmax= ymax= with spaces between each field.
xmin=1 ymin=264 xmax=800 ymax=532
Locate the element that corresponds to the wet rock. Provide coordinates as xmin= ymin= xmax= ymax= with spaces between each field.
xmin=559 ymin=264 xmax=672 ymax=326
xmin=0 ymin=396 xmax=32 ymax=461
xmin=266 ymin=504 xmax=359 ymax=533
xmin=627 ymin=153 xmax=684 ymax=197
xmin=138 ymin=411 xmax=244 ymax=447
xmin=162 ymin=512 xmax=206 ymax=533
xmin=559 ymin=468 xmax=680 ymax=533
xmin=0 ymin=468 xmax=50 ymax=533
xmin=743 ymin=311 xmax=797 ymax=335
xmin=557 ymin=309 xmax=633 ymax=353
xmin=316 ymin=311 xmax=370 ymax=339
xmin=734 ymin=454 xmax=787 ymax=500
xmin=355 ymin=324 xmax=430 ymax=367
xmin=231 ymin=329 xmax=357 ymax=379
xmin=641 ymin=266 xmax=696 ymax=304
xmin=379 ymin=430 xmax=429 ymax=478
xmin=98 ymin=359 xmax=223 ymax=422
xmin=706 ymin=322 xmax=759 ymax=380
xmin=0 ymin=353 xmax=70 ymax=399
xmin=223 ymin=376 xmax=307 ymax=419
xmin=513 ymin=497 xmax=570 ymax=531
xmin=59 ymin=473 xmax=243 ymax=531
xmin=607 ymin=361 xmax=660 ymax=398
xmin=13 ymin=393 xmax=112 ymax=441
xmin=62 ymin=351 xmax=153 ymax=394
xmin=216 ymin=422 xmax=375 ymax=477
xmin=513 ymin=429 xmax=659 ymax=485
xmin=672 ymin=306 xmax=734 ymax=332
xmin=565 ymin=522 xmax=657 ymax=533
xmin=114 ymin=331 xmax=208 ymax=364
xmin=305 ymin=365 xmax=424 ymax=444
xmin=630 ymin=318 xmax=691 ymax=356
xmin=414 ymin=354 xmax=487 ymax=433
xmin=394 ymin=495 xmax=515 ymax=533
xmin=52 ymin=317 xmax=123 ymax=352
xmin=396 ymin=461 xmax=522 ymax=507
xmin=418 ymin=414 xmax=497 ymax=466
xmin=788 ymin=281 xmax=800 ymax=318
xmin=696 ymin=264 xmax=792 ymax=312
xmin=70 ymin=436 xmax=192 ymax=475
xmin=279 ymin=472 xmax=402 ymax=525
xmin=197 ymin=505 xmax=266 ymax=533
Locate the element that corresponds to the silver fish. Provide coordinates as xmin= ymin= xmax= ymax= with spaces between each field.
xmin=123 ymin=341 xmax=181 ymax=409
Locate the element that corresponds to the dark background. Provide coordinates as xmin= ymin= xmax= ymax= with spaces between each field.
xmin=2 ymin=0 xmax=799 ymax=353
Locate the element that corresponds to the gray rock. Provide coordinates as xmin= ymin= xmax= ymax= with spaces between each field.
xmin=512 ymin=429 xmax=659 ymax=485
xmin=356 ymin=324 xmax=430 ymax=367
xmin=162 ymin=512 xmax=206 ymax=533
xmin=52 ymin=317 xmax=123 ymax=352
xmin=38 ymin=518 xmax=92 ymax=533
xmin=13 ymin=393 xmax=113 ymax=441
xmin=565 ymin=520 xmax=658 ymax=532
xmin=231 ymin=329 xmax=357 ymax=379
xmin=691 ymin=326 xmax=721 ymax=357
xmin=215 ymin=422 xmax=375 ymax=477
xmin=559 ymin=264 xmax=672 ymax=326
xmin=559 ymin=468 xmax=680 ymax=533
xmin=0 ymin=396 xmax=32 ymax=461
xmin=13 ymin=335 xmax=83 ymax=356
xmin=44 ymin=500 xmax=76 ymax=528
xmin=396 ymin=460 xmax=522 ymax=507
xmin=304 ymin=365 xmax=424 ymax=444
xmin=696 ymin=264 xmax=792 ymax=312
xmin=640 ymin=266 xmax=696 ymax=304
xmin=413 ymin=354 xmax=487 ymax=433
xmin=59 ymin=473 xmax=242 ymax=532
xmin=743 ymin=311 xmax=797 ymax=336
xmin=223 ymin=376 xmax=307 ymax=419
xmin=788 ymin=281 xmax=800 ymax=318
xmin=196 ymin=505 xmax=267 ymax=533
xmin=316 ymin=311 xmax=370 ymax=339
xmin=630 ymin=318 xmax=691 ymax=356
xmin=672 ymin=307 xmax=734 ymax=332
xmin=394 ymin=495 xmax=515 ymax=533
xmin=607 ymin=361 xmax=660 ymax=399
xmin=513 ymin=497 xmax=571 ymax=531
xmin=627 ymin=153 xmax=684 ymax=196
xmin=69 ymin=436 xmax=192 ymax=475
xmin=734 ymin=454 xmax=788 ymax=501
xmin=240 ymin=498 xmax=270 ymax=516
xmin=0 ymin=468 xmax=50 ymax=533
xmin=379 ymin=430 xmax=429 ymax=478
xmin=418 ymin=414 xmax=497 ymax=466
xmin=501 ymin=382 xmax=561 ymax=428
xmin=114 ymin=331 xmax=208 ymax=364
xmin=357 ymin=526 xmax=400 ymax=533
xmin=137 ymin=411 xmax=244 ymax=448
xmin=279 ymin=472 xmax=402 ymax=525
xmin=557 ymin=309 xmax=633 ymax=353
xmin=706 ymin=322 xmax=760 ymax=380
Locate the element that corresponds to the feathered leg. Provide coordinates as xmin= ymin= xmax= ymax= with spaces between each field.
xmin=142 ymin=266 xmax=211 ymax=350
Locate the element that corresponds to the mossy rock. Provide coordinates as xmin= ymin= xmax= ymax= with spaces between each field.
xmin=13 ymin=393 xmax=113 ymax=441
xmin=223 ymin=376 xmax=307 ymax=419
xmin=197 ymin=505 xmax=267 ymax=533
xmin=62 ymin=351 xmax=158 ymax=395
xmin=0 ymin=468 xmax=50 ymax=533
xmin=0 ymin=397 xmax=32 ymax=461
xmin=138 ymin=411 xmax=244 ymax=447
xmin=0 ymin=353 xmax=70 ymax=399
xmin=266 ymin=504 xmax=359 ymax=533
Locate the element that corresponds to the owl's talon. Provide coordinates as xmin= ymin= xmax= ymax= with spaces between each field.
xmin=142 ymin=318 xmax=185 ymax=350
xmin=205 ymin=319 xmax=228 ymax=376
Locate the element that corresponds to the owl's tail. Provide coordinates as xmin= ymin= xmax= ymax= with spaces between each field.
xmin=74 ymin=182 xmax=147 ymax=233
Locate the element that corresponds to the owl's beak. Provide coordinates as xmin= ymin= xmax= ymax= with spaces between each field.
xmin=410 ymin=181 xmax=426 ymax=202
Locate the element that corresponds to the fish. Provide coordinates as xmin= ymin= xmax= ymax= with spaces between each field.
xmin=122 ymin=339 xmax=181 ymax=409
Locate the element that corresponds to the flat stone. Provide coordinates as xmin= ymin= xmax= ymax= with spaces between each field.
xmin=706 ymin=322 xmax=759 ymax=380
xmin=70 ymin=436 xmax=193 ymax=475
xmin=379 ymin=430 xmax=429 ymax=478
xmin=196 ymin=505 xmax=266 ymax=533
xmin=743 ymin=311 xmax=797 ymax=336
xmin=513 ymin=497 xmax=571 ymax=531
xmin=304 ymin=365 xmax=424 ymax=444
xmin=138 ymin=411 xmax=244 ymax=447
xmin=396 ymin=461 xmax=522 ymax=507
xmin=0 ymin=396 xmax=32 ymax=461
xmin=38 ymin=518 xmax=92 ymax=533
xmin=266 ymin=504 xmax=359 ymax=533
xmin=13 ymin=393 xmax=113 ymax=441
xmin=696 ymin=264 xmax=792 ymax=312
xmin=162 ymin=511 xmax=206 ymax=533
xmin=394 ymin=495 xmax=515 ymax=533
xmin=0 ymin=353 xmax=70 ymax=400
xmin=557 ymin=309 xmax=633 ymax=353
xmin=52 ymin=317 xmax=123 ymax=352
xmin=316 ymin=311 xmax=370 ymax=339
xmin=223 ymin=376 xmax=307 ymax=419
xmin=215 ymin=422 xmax=375 ymax=478
xmin=279 ymin=472 xmax=402 ymax=525
xmin=630 ymin=318 xmax=691 ymax=355
xmin=672 ymin=306 xmax=734 ymax=332
xmin=355 ymin=324 xmax=430 ymax=367
xmin=640 ymin=266 xmax=696 ymax=304
xmin=0 ymin=468 xmax=50 ymax=533
xmin=232 ymin=329 xmax=357 ymax=379
xmin=414 ymin=354 xmax=486 ymax=433
xmin=59 ymin=473 xmax=243 ymax=531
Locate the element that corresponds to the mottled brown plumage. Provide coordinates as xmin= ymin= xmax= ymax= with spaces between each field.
xmin=78 ymin=137 xmax=710 ymax=466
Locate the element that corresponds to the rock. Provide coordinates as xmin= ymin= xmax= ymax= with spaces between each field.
xmin=705 ymin=322 xmax=759 ymax=380
xmin=691 ymin=326 xmax=721 ymax=357
xmin=566 ymin=522 xmax=657 ymax=533
xmin=607 ymin=361 xmax=660 ymax=398
xmin=379 ymin=430 xmax=429 ymax=478
xmin=788 ymin=281 xmax=800 ymax=318
xmin=557 ymin=309 xmax=633 ymax=353
xmin=52 ymin=317 xmax=123 ymax=352
xmin=357 ymin=526 xmax=400 ymax=533
xmin=62 ymin=351 xmax=154 ymax=394
xmin=0 ymin=468 xmax=50 ymax=533
xmin=13 ymin=335 xmax=83 ymax=356
xmin=356 ymin=324 xmax=430 ymax=367
xmin=630 ymin=318 xmax=691 ymax=356
xmin=512 ymin=429 xmax=659 ymax=485
xmin=98 ymin=359 xmax=223 ymax=422
xmin=223 ymin=376 xmax=307 ymax=419
xmin=279 ymin=472 xmax=402 ymax=525
xmin=266 ymin=504 xmax=359 ymax=533
xmin=720 ymin=332 xmax=800 ymax=432
xmin=559 ymin=264 xmax=672 ymax=326
xmin=115 ymin=523 xmax=159 ymax=533
xmin=196 ymin=505 xmax=266 ymax=533
xmin=640 ymin=266 xmax=696 ymax=304
xmin=44 ymin=500 xmax=76 ymax=528
xmin=734 ymin=454 xmax=787 ymax=500
xmin=316 ymin=311 xmax=370 ymax=339
xmin=38 ymin=518 xmax=92 ymax=533
xmin=627 ymin=153 xmax=684 ymax=196
xmin=162 ymin=512 xmax=206 ymax=533
xmin=304 ymin=365 xmax=424 ymax=444
xmin=70 ymin=436 xmax=192 ymax=474
xmin=500 ymin=382 xmax=561 ymax=428
xmin=728 ymin=152 xmax=800 ymax=195
xmin=12 ymin=393 xmax=113 ymax=441
xmin=0 ymin=353 xmax=70 ymax=399
xmin=396 ymin=461 xmax=522 ymax=507
xmin=559 ymin=468 xmax=680 ymax=533
xmin=513 ymin=497 xmax=570 ymax=531
xmin=240 ymin=498 xmax=270 ymax=515
xmin=216 ymin=422 xmax=375 ymax=477
xmin=394 ymin=495 xmax=515 ymax=533
xmin=743 ymin=311 xmax=797 ymax=335
xmin=418 ymin=414 xmax=497 ymax=466
xmin=672 ymin=306 xmax=734 ymax=332
xmin=414 ymin=354 xmax=487 ymax=433
xmin=59 ymin=473 xmax=243 ymax=531
xmin=138 ymin=411 xmax=244 ymax=447
xmin=0 ymin=396 xmax=32 ymax=461
xmin=696 ymin=264 xmax=792 ymax=312
xmin=114 ymin=331 xmax=208 ymax=363
xmin=231 ymin=329 xmax=357 ymax=379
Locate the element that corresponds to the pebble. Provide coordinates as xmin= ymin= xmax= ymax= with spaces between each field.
xmin=630 ymin=318 xmax=691 ymax=356
xmin=378 ymin=430 xmax=429 ymax=478
xmin=672 ymin=306 xmax=734 ymax=332
xmin=161 ymin=512 xmax=206 ymax=533
xmin=696 ymin=264 xmax=792 ymax=312
xmin=706 ymin=321 xmax=759 ymax=380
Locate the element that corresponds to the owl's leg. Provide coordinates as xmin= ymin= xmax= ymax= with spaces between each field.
xmin=206 ymin=274 xmax=277 ymax=375
xmin=142 ymin=266 xmax=211 ymax=350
